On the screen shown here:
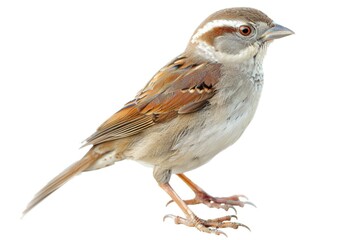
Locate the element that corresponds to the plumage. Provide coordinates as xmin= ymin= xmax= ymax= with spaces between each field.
xmin=198 ymin=7 xmax=273 ymax=27
xmin=24 ymin=7 xmax=293 ymax=236
xmin=84 ymin=55 xmax=220 ymax=146
xmin=23 ymin=147 xmax=103 ymax=215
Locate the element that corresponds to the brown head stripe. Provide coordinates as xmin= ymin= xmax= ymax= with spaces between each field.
xmin=198 ymin=26 xmax=237 ymax=46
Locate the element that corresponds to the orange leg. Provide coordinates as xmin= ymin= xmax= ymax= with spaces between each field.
xmin=160 ymin=182 xmax=249 ymax=236
xmin=170 ymin=173 xmax=255 ymax=213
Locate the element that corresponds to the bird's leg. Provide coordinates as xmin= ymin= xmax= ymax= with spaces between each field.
xmin=160 ymin=182 xmax=249 ymax=236
xmin=168 ymin=173 xmax=255 ymax=213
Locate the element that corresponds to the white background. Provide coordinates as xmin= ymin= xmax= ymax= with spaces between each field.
xmin=1 ymin=0 xmax=359 ymax=239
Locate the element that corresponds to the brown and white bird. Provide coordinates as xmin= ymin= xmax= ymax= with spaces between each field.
xmin=23 ymin=7 xmax=293 ymax=236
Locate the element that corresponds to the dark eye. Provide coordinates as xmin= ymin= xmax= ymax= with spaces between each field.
xmin=239 ymin=25 xmax=252 ymax=36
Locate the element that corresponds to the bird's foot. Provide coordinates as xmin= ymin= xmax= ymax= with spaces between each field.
xmin=164 ymin=214 xmax=250 ymax=236
xmin=167 ymin=192 xmax=255 ymax=214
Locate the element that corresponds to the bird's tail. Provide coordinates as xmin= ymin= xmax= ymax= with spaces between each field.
xmin=22 ymin=146 xmax=110 ymax=216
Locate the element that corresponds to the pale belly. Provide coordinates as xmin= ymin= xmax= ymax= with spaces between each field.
xmin=171 ymin=101 xmax=259 ymax=173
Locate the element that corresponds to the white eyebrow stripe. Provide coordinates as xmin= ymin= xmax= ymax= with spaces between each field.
xmin=191 ymin=19 xmax=246 ymax=43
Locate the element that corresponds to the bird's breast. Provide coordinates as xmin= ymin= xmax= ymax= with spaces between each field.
xmin=169 ymin=71 xmax=263 ymax=173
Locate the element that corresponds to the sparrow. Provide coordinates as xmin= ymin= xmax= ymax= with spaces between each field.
xmin=23 ymin=7 xmax=293 ymax=236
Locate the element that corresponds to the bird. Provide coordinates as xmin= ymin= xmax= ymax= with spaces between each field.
xmin=23 ymin=7 xmax=293 ymax=236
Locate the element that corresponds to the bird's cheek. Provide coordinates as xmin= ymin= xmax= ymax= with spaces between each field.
xmin=214 ymin=37 xmax=247 ymax=55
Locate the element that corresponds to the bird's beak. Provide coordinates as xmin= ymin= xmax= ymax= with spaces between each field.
xmin=260 ymin=24 xmax=294 ymax=42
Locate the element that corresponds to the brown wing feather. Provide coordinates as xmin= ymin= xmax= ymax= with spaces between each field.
xmin=84 ymin=104 xmax=155 ymax=146
xmin=84 ymin=55 xmax=221 ymax=146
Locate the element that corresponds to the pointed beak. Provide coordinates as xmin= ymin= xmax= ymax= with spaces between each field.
xmin=260 ymin=24 xmax=294 ymax=42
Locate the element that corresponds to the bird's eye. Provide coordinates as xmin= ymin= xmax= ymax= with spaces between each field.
xmin=239 ymin=25 xmax=252 ymax=36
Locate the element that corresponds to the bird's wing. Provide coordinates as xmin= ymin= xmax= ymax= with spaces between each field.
xmin=84 ymin=55 xmax=221 ymax=146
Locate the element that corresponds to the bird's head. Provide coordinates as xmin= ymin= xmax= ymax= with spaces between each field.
xmin=187 ymin=8 xmax=294 ymax=63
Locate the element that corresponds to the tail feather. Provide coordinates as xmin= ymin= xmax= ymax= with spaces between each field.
xmin=23 ymin=148 xmax=102 ymax=216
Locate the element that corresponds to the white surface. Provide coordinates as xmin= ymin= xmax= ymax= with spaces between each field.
xmin=1 ymin=1 xmax=359 ymax=239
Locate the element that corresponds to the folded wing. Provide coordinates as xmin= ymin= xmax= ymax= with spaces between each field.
xmin=84 ymin=55 xmax=221 ymax=146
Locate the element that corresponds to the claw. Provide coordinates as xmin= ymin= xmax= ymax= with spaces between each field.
xmin=163 ymin=214 xmax=176 ymax=222
xmin=215 ymin=229 xmax=228 ymax=237
xmin=230 ymin=206 xmax=237 ymax=214
xmin=166 ymin=200 xmax=174 ymax=207
xmin=230 ymin=214 xmax=238 ymax=220
xmin=238 ymin=223 xmax=251 ymax=232
xmin=227 ymin=205 xmax=237 ymax=215
xmin=236 ymin=194 xmax=249 ymax=200
xmin=244 ymin=201 xmax=257 ymax=208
